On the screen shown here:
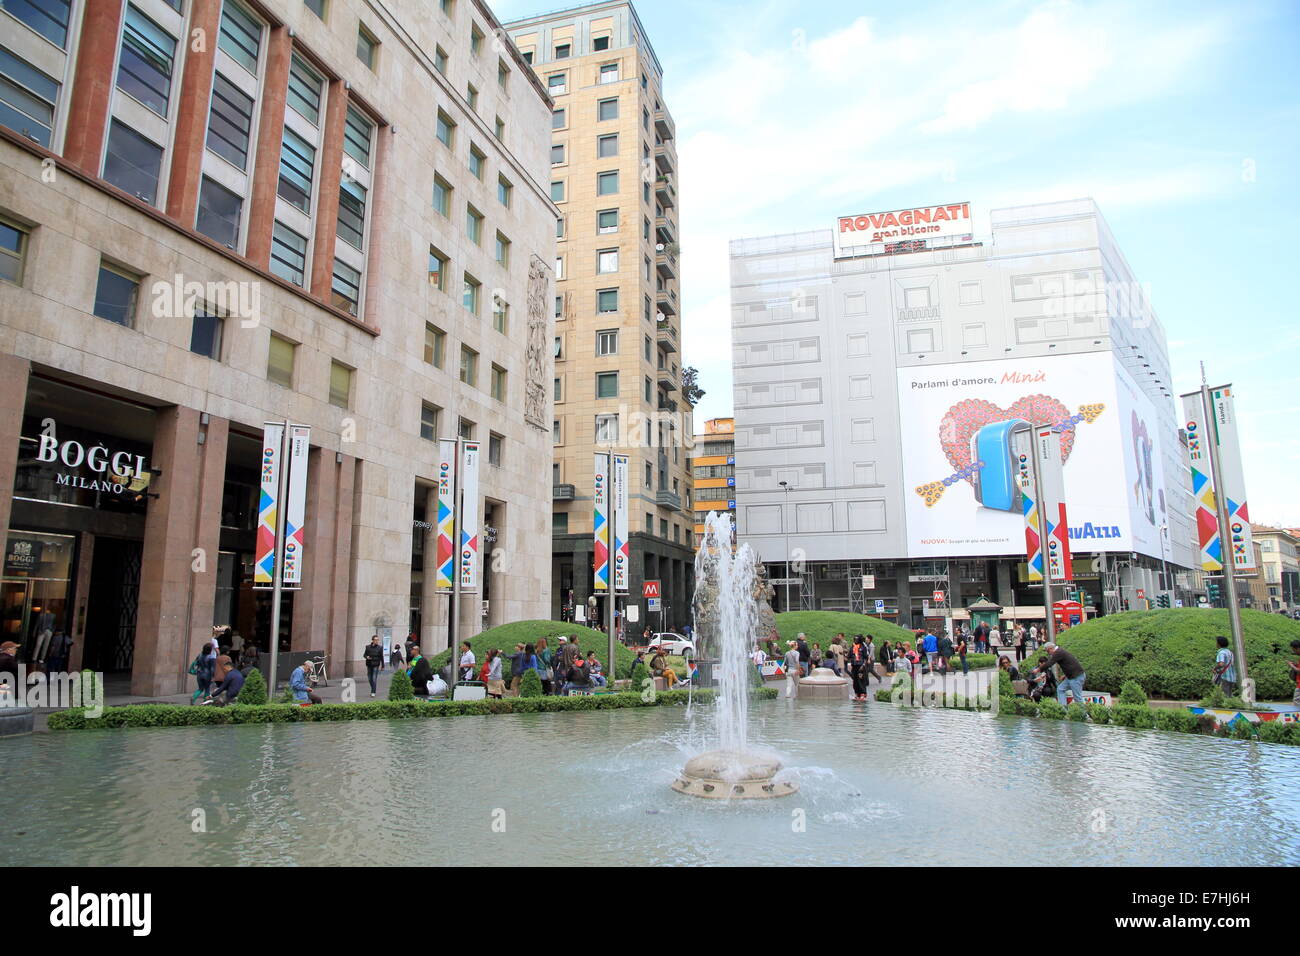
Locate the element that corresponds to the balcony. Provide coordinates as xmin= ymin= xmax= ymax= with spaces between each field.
xmin=657 ymin=395 xmax=678 ymax=412
xmin=656 ymin=287 xmax=677 ymax=315
xmin=655 ymin=215 xmax=676 ymax=245
xmin=657 ymin=489 xmax=683 ymax=511
xmin=553 ymin=484 xmax=575 ymax=501
xmin=654 ymin=176 xmax=675 ymax=209
xmin=655 ymin=247 xmax=678 ymax=280
xmin=655 ymin=108 xmax=675 ymax=141
xmin=656 ymin=318 xmax=678 ymax=353
xmin=655 ymin=145 xmax=674 ymax=175
xmin=658 ymin=369 xmax=678 ymax=391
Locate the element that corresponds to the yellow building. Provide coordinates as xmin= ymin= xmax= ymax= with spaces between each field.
xmin=692 ymin=418 xmax=735 ymax=545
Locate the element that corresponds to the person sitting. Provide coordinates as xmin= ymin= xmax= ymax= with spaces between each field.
xmin=1026 ymin=655 xmax=1056 ymax=703
xmin=407 ymin=646 xmax=433 ymax=696
xmin=997 ymin=655 xmax=1023 ymax=693
xmin=205 ymin=665 xmax=246 ymax=706
xmin=586 ymin=651 xmax=607 ymax=688
xmin=562 ymin=656 xmax=592 ymax=695
xmin=289 ymin=660 xmax=321 ymax=705
xmin=650 ymin=649 xmax=678 ymax=688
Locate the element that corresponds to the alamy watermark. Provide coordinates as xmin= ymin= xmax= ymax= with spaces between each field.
xmin=1 ymin=666 xmax=105 ymax=717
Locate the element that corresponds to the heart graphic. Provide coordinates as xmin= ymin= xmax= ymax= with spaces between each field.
xmin=939 ymin=394 xmax=1074 ymax=485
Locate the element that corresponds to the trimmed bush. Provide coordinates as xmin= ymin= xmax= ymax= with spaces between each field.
xmin=1119 ymin=680 xmax=1148 ymax=707
xmin=997 ymin=670 xmax=1014 ymax=698
xmin=1154 ymin=708 xmax=1198 ymax=734
xmin=517 ymin=668 xmax=543 ymax=698
xmin=1231 ymin=719 xmax=1255 ymax=740
xmin=1038 ymin=698 xmax=1066 ymax=720
xmin=1066 ymin=702 xmax=1088 ymax=722
xmin=1039 ymin=608 xmax=1300 ymax=700
xmin=388 ymin=669 xmax=413 ymax=701
xmin=424 ymin=621 xmax=636 ymax=683
xmin=629 ymin=662 xmax=651 ymax=694
xmin=1087 ymin=702 xmax=1111 ymax=724
xmin=236 ymin=668 xmax=267 ymax=705
xmin=1014 ymin=697 xmax=1040 ymax=717
xmin=1257 ymin=720 xmax=1290 ymax=744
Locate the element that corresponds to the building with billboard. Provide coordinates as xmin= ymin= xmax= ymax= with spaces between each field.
xmin=729 ymin=198 xmax=1196 ymax=627
xmin=504 ymin=2 xmax=696 ymax=630
xmin=691 ymin=417 xmax=734 ymax=544
xmin=0 ymin=0 xmax=557 ymax=694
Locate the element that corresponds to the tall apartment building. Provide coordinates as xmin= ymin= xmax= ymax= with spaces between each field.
xmin=505 ymin=2 xmax=695 ymax=629
xmin=729 ymin=198 xmax=1198 ymax=628
xmin=0 ymin=0 xmax=558 ymax=694
xmin=691 ymin=417 xmax=735 ymax=545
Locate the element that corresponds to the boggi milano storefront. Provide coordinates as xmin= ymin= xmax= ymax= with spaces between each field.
xmin=3 ymin=374 xmax=314 ymax=694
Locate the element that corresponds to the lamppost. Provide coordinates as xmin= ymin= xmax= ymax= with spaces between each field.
xmin=779 ymin=480 xmax=792 ymax=612
xmin=1159 ymin=523 xmax=1172 ymax=604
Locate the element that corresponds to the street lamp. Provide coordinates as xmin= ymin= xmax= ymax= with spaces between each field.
xmin=779 ymin=480 xmax=792 ymax=612
xmin=1159 ymin=523 xmax=1171 ymax=603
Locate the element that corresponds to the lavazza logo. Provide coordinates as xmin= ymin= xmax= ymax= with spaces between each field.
xmin=49 ymin=886 xmax=151 ymax=936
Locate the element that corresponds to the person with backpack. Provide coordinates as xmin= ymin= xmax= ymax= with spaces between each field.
xmin=190 ymin=642 xmax=216 ymax=703
xmin=363 ymin=635 xmax=384 ymax=697
xmin=956 ymin=635 xmax=969 ymax=675
xmin=937 ymin=631 xmax=954 ymax=675
xmin=536 ymin=637 xmax=555 ymax=695
xmin=561 ymin=653 xmax=591 ymax=695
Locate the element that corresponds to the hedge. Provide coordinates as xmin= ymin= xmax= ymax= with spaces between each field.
xmin=422 ymin=620 xmax=637 ymax=682
xmin=48 ymin=686 xmax=780 ymax=731
xmin=775 ymin=612 xmax=997 ymax=668
xmin=1043 ymin=608 xmax=1300 ymax=700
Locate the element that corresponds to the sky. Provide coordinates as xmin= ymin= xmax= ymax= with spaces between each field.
xmin=492 ymin=0 xmax=1300 ymax=527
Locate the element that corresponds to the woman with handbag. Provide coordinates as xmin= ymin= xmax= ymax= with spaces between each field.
xmin=535 ymin=637 xmax=555 ymax=695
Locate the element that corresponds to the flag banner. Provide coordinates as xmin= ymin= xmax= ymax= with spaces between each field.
xmin=458 ymin=440 xmax=480 ymax=591
xmin=613 ymin=453 xmax=629 ymax=592
xmin=1182 ymin=392 xmax=1221 ymax=571
xmin=1017 ymin=437 xmax=1043 ymax=582
xmin=593 ymin=453 xmax=610 ymax=592
xmin=1035 ymin=425 xmax=1073 ymax=583
xmin=436 ymin=440 xmax=457 ymax=589
xmin=1209 ymin=386 xmax=1255 ymax=571
xmin=282 ymin=424 xmax=310 ymax=588
xmin=254 ymin=423 xmax=284 ymax=588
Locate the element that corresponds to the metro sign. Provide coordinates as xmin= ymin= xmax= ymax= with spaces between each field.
xmin=643 ymin=580 xmax=661 ymax=599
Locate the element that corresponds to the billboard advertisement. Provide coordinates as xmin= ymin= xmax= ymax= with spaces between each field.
xmin=458 ymin=440 xmax=480 ymax=591
xmin=898 ymin=352 xmax=1169 ymax=559
xmin=282 ymin=424 xmax=310 ymax=587
xmin=834 ymin=202 xmax=973 ymax=258
xmin=593 ymin=453 xmax=609 ymax=592
xmin=613 ymin=453 xmax=629 ymax=592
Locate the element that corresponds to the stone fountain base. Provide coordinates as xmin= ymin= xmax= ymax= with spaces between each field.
xmin=671 ymin=749 xmax=799 ymax=799
xmin=797 ymin=666 xmax=851 ymax=700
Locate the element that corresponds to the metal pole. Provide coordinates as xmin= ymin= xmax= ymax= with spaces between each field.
xmin=1200 ymin=380 xmax=1251 ymax=701
xmin=607 ymin=456 xmax=616 ymax=686
xmin=447 ymin=438 xmax=462 ymax=681
xmin=1028 ymin=435 xmax=1057 ymax=644
xmin=1159 ymin=524 xmax=1171 ymax=603
xmin=779 ymin=481 xmax=791 ymax=612
xmin=267 ymin=419 xmax=290 ymax=695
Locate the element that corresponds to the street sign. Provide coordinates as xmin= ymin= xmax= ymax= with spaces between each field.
xmin=647 ymin=597 xmax=660 ymax=611
xmin=932 ymin=589 xmax=944 ymax=602
xmin=625 ymin=605 xmax=639 ymax=623
xmin=1136 ymin=588 xmax=1145 ymax=599
xmin=874 ymin=599 xmax=885 ymax=613
xmin=643 ymin=580 xmax=661 ymax=598
xmin=862 ymin=574 xmax=876 ymax=589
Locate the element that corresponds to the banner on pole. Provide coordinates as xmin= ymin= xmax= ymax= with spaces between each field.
xmin=1209 ymin=386 xmax=1254 ymax=571
xmin=254 ymin=422 xmax=284 ymax=588
xmin=1017 ymin=445 xmax=1043 ymax=583
xmin=459 ymin=440 xmax=480 ymax=591
xmin=1035 ymin=425 xmax=1073 ymax=583
xmin=436 ymin=440 xmax=457 ymax=589
xmin=282 ymin=424 xmax=310 ymax=588
xmin=613 ymin=453 xmax=629 ymax=592
xmin=593 ymin=453 xmax=610 ymax=592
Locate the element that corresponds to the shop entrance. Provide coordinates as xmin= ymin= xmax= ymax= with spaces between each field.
xmin=83 ymin=536 xmax=143 ymax=673
xmin=2 ymin=529 xmax=76 ymax=664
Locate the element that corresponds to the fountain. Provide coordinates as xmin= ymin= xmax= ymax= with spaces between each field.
xmin=671 ymin=512 xmax=798 ymax=799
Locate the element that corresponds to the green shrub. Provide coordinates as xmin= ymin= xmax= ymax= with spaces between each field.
xmin=518 ymin=668 xmax=543 ymax=698
xmin=1231 ymin=719 xmax=1255 ymax=740
xmin=1039 ymin=698 xmax=1066 ymax=720
xmin=1087 ymin=702 xmax=1111 ymax=724
xmin=1199 ymin=685 xmax=1227 ymax=710
xmin=1257 ymin=720 xmax=1289 ymax=744
xmin=629 ymin=662 xmax=651 ymax=693
xmin=236 ymin=668 xmax=267 ymax=705
xmin=277 ymin=686 xmax=296 ymax=704
xmin=1130 ymin=707 xmax=1156 ymax=730
xmin=875 ymin=688 xmax=893 ymax=703
xmin=1154 ymin=708 xmax=1198 ymax=734
xmin=997 ymin=670 xmax=1014 ymax=698
xmin=1037 ymin=608 xmax=1300 ymax=700
xmin=1066 ymin=702 xmax=1088 ymax=722
xmin=388 ymin=669 xmax=413 ymax=701
xmin=1014 ymin=697 xmax=1040 ymax=717
xmin=1110 ymin=704 xmax=1140 ymax=727
xmin=1119 ymin=680 xmax=1148 ymax=706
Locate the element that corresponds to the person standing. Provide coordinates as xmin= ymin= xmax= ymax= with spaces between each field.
xmin=783 ymin=641 xmax=802 ymax=698
xmin=922 ymin=631 xmax=939 ymax=672
xmin=1015 ymin=626 xmax=1027 ymax=663
xmin=847 ymin=635 xmax=869 ymax=701
xmin=363 ymin=635 xmax=384 ymax=697
xmin=862 ymin=635 xmax=877 ymax=685
xmin=956 ymin=635 xmax=969 ymax=676
xmin=1211 ymin=636 xmax=1237 ymax=696
xmin=190 ymin=643 xmax=216 ymax=704
xmin=829 ymin=635 xmax=848 ymax=675
xmin=796 ymin=633 xmax=811 ymax=677
xmin=536 ymin=637 xmax=555 ymax=695
xmin=1028 ymin=624 xmax=1039 ymax=654
xmin=458 ymin=641 xmax=476 ymax=683
xmin=389 ymin=639 xmax=404 ymax=670
xmin=485 ymin=649 xmax=505 ymax=699
xmin=1287 ymin=640 xmax=1300 ymax=708
xmin=1034 ymin=643 xmax=1085 ymax=708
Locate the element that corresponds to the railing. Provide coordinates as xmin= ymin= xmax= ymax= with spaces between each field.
xmin=553 ymin=484 xmax=575 ymax=500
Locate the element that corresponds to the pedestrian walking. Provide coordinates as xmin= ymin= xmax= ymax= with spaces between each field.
xmin=1211 ymin=636 xmax=1237 ymax=696
xmin=189 ymin=642 xmax=216 ymax=703
xmin=848 ymin=635 xmax=870 ymax=701
xmin=783 ymin=641 xmax=801 ymax=698
xmin=363 ymin=634 xmax=384 ymax=697
xmin=956 ymin=636 xmax=969 ymax=675
xmin=485 ymin=648 xmax=505 ymax=699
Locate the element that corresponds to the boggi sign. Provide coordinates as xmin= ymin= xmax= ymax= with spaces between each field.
xmin=35 ymin=431 xmax=150 ymax=495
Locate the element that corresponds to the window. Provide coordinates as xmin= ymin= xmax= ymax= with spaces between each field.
xmin=344 ymin=106 xmax=373 ymax=169
xmin=6 ymin=0 xmax=72 ymax=47
xmin=432 ymin=175 xmax=452 ymax=217
xmin=356 ymin=24 xmax=378 ymax=69
xmin=190 ymin=304 xmax=224 ymax=360
xmin=554 ymin=43 xmax=570 ymax=59
xmin=959 ymin=280 xmax=983 ymax=305
xmin=554 ymin=256 xmax=564 ymax=280
xmin=550 ymin=180 xmax=565 ymax=202
xmin=593 ymin=35 xmax=610 ymax=51
xmin=644 ymin=376 xmax=652 ymax=402
xmin=287 ymin=55 xmax=322 ymax=125
xmin=0 ymin=219 xmax=28 ymax=285
xmin=329 ymin=360 xmax=352 ymax=408
xmin=466 ymin=204 xmax=483 ymax=244
xmin=850 ymin=418 xmax=875 ymax=443
xmin=550 ymin=144 xmax=565 ymax=165
xmin=597 ymin=170 xmax=618 ymax=195
xmin=103 ymin=121 xmax=163 ymax=204
xmin=645 ymin=512 xmax=653 ymax=533
xmin=304 ymin=0 xmax=326 ymax=20
xmin=494 ymin=116 xmax=505 ymax=140
xmin=434 ymin=45 xmax=448 ymax=74
xmin=643 ymin=334 xmax=651 ymax=362
xmin=196 ymin=176 xmax=242 ymax=248
xmin=494 ymin=232 xmax=510 ymax=267
xmin=470 ymin=23 xmax=484 ymax=55
xmin=962 ymin=323 xmax=987 ymax=348
xmin=490 ymin=364 xmax=506 ymax=401
xmin=597 ymin=248 xmax=618 ymax=274
xmin=598 ymin=209 xmax=618 ymax=233
xmin=118 ymin=4 xmax=176 ymax=116
xmin=553 ymin=420 xmax=562 ymax=445
xmin=267 ymin=334 xmax=295 ymax=386
xmin=218 ymin=1 xmax=261 ymax=74
xmin=205 ymin=72 xmax=255 ymax=169
xmin=596 ymin=329 xmax=618 ymax=355
xmin=436 ymin=110 xmax=455 ymax=148
xmin=599 ymin=62 xmax=619 ymax=83
xmin=556 ymin=217 xmax=565 ymax=239
xmin=270 ymin=222 xmax=308 ymax=286
xmin=497 ymin=59 xmax=509 ymax=91
xmin=596 ymin=371 xmax=618 ymax=399
xmin=497 ymin=175 xmax=512 ymax=207
xmin=420 ymin=402 xmax=439 ymax=441
xmin=492 ymin=296 xmax=508 ymax=333
xmin=848 ymin=375 xmax=872 ymax=400
xmin=459 ymin=345 xmax=478 ymax=386
xmin=0 ymin=46 xmax=59 ymax=147
xmin=465 ymin=83 xmax=478 ymax=110
xmin=906 ymin=328 xmax=934 ymax=353
xmin=424 ymin=323 xmax=445 ymax=367
xmin=597 ymin=133 xmax=618 ymax=158
xmin=553 ymin=512 xmax=568 ymax=534
xmin=277 ymin=127 xmax=316 ymax=212
xmin=462 ymin=273 xmax=480 ymax=314
xmin=597 ymin=289 xmax=618 ymax=313
xmin=595 ymin=413 xmax=618 ymax=444
xmin=427 ymin=246 xmax=448 ymax=291
xmin=458 ymin=419 xmax=474 ymax=440
xmin=331 ymin=258 xmax=361 ymax=315
xmin=597 ymin=97 xmax=618 ymax=121
xmin=554 ymin=377 xmax=563 ymax=401
xmin=337 ymin=178 xmax=367 ymax=249
xmin=489 ymin=433 xmax=503 ymax=466
xmin=547 ymin=73 xmax=567 ymax=96
xmin=551 ymin=108 xmax=565 ymax=129
xmin=92 ymin=262 xmax=139 ymax=327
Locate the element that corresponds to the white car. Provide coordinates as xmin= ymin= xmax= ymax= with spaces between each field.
xmin=647 ymin=632 xmax=695 ymax=656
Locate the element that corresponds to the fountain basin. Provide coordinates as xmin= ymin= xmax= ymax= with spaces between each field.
xmin=671 ymin=749 xmax=799 ymax=799
xmin=797 ymin=667 xmax=851 ymax=700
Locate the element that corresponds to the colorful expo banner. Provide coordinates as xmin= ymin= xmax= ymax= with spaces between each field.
xmin=898 ymin=352 xmax=1168 ymax=560
xmin=593 ymin=453 xmax=609 ymax=592
xmin=282 ymin=424 xmax=310 ymax=588
xmin=1034 ymin=425 xmax=1073 ymax=583
xmin=613 ymin=454 xmax=629 ymax=593
xmin=436 ymin=439 xmax=456 ymax=590
xmin=254 ymin=422 xmax=284 ymax=587
xmin=1182 ymin=386 xmax=1254 ymax=572
xmin=458 ymin=440 xmax=480 ymax=591
xmin=1020 ymin=460 xmax=1044 ymax=582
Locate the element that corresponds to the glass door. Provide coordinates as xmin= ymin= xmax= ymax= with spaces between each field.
xmin=2 ymin=580 xmax=30 ymax=644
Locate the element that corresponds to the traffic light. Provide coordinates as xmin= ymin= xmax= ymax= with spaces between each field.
xmin=1206 ymin=580 xmax=1222 ymax=607
xmin=1157 ymin=593 xmax=1170 ymax=608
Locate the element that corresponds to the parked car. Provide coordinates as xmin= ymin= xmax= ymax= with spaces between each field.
xmin=647 ymin=632 xmax=695 ymax=656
